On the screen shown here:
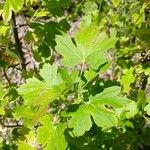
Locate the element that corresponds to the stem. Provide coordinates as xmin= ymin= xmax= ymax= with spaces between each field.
xmin=11 ymin=11 xmax=26 ymax=70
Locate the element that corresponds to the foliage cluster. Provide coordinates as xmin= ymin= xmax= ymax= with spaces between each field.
xmin=0 ymin=0 xmax=150 ymax=149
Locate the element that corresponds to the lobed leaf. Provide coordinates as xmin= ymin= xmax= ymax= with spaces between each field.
xmin=55 ymin=25 xmax=117 ymax=69
xmin=18 ymin=64 xmax=63 ymax=106
xmin=69 ymin=86 xmax=130 ymax=136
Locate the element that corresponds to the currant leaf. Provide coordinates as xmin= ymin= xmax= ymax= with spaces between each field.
xmin=18 ymin=64 xmax=63 ymax=106
xmin=55 ymin=25 xmax=117 ymax=69
xmin=69 ymin=86 xmax=130 ymax=136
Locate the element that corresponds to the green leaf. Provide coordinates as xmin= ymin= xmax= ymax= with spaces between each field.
xmin=84 ymin=68 xmax=97 ymax=81
xmin=34 ymin=10 xmax=50 ymax=18
xmin=18 ymin=77 xmax=61 ymax=105
xmin=2 ymin=0 xmax=24 ymax=22
xmin=39 ymin=63 xmax=62 ymax=86
xmin=145 ymin=103 xmax=150 ymax=116
xmin=86 ymin=44 xmax=112 ymax=69
xmin=124 ymin=101 xmax=138 ymax=119
xmin=59 ymin=68 xmax=74 ymax=85
xmin=13 ymin=105 xmax=38 ymax=126
xmin=25 ymin=0 xmax=38 ymax=5
xmin=18 ymin=64 xmax=63 ymax=105
xmin=37 ymin=115 xmax=67 ymax=150
xmin=43 ymin=0 xmax=71 ymax=16
xmin=13 ymin=106 xmax=35 ymax=119
xmin=32 ymin=105 xmax=49 ymax=124
xmin=55 ymin=25 xmax=117 ymax=69
xmin=137 ymin=90 xmax=146 ymax=111
xmin=120 ymin=68 xmax=135 ymax=93
xmin=18 ymin=141 xmax=36 ymax=150
xmin=116 ymin=101 xmax=138 ymax=120
xmin=0 ymin=26 xmax=10 ymax=36
xmin=56 ymin=35 xmax=81 ymax=67
xmin=131 ymin=4 xmax=146 ymax=27
xmin=69 ymin=106 xmax=92 ymax=137
xmin=69 ymin=104 xmax=117 ymax=137
xmin=69 ymin=86 xmax=130 ymax=136
xmin=91 ymin=86 xmax=130 ymax=108
xmin=0 ymin=84 xmax=5 ymax=99
xmin=111 ymin=0 xmax=120 ymax=7
xmin=59 ymin=68 xmax=79 ymax=86
xmin=0 ymin=107 xmax=5 ymax=115
xmin=82 ymin=1 xmax=98 ymax=15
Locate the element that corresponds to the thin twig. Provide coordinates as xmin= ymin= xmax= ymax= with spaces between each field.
xmin=11 ymin=11 xmax=26 ymax=70
xmin=8 ymin=63 xmax=20 ymax=68
xmin=0 ymin=118 xmax=23 ymax=128
xmin=1 ymin=124 xmax=23 ymax=128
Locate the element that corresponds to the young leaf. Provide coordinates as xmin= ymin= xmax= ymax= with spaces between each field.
xmin=37 ymin=115 xmax=67 ymax=150
xmin=55 ymin=25 xmax=117 ymax=69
